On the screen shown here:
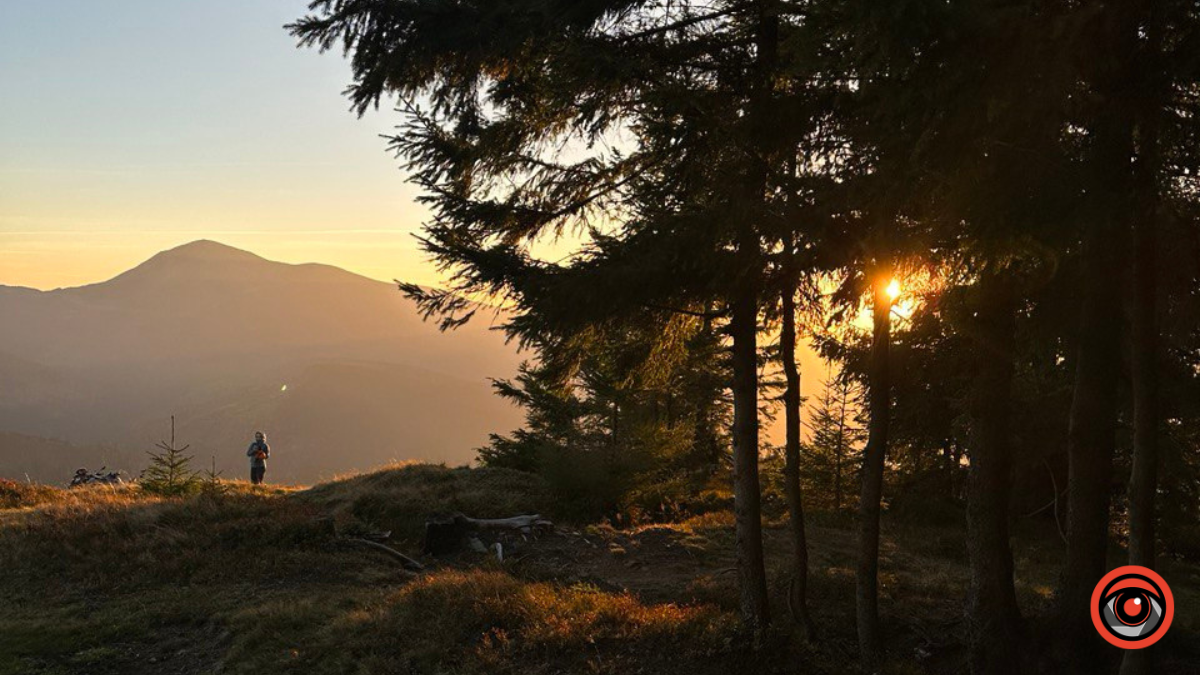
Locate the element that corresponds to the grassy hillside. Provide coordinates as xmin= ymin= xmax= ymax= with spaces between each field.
xmin=2 ymin=465 xmax=1198 ymax=675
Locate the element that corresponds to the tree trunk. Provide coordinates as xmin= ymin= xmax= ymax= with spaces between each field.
xmin=965 ymin=272 xmax=1023 ymax=675
xmin=1125 ymin=131 xmax=1161 ymax=568
xmin=726 ymin=0 xmax=777 ymax=632
xmin=731 ymin=283 xmax=770 ymax=630
xmin=1125 ymin=0 xmax=1163 ymax=586
xmin=857 ymin=266 xmax=892 ymax=671
xmin=835 ymin=381 xmax=849 ymax=511
xmin=781 ymin=286 xmax=817 ymax=640
xmin=1121 ymin=12 xmax=1162 ymax=675
xmin=1057 ymin=215 xmax=1123 ymax=671
xmin=1119 ymin=172 xmax=1160 ymax=675
xmin=1057 ymin=10 xmax=1134 ymax=668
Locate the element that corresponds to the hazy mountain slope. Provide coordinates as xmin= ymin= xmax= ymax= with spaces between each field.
xmin=138 ymin=360 xmax=520 ymax=483
xmin=0 ymin=240 xmax=509 ymax=377
xmin=0 ymin=432 xmax=136 ymax=484
xmin=0 ymin=351 xmax=69 ymax=409
xmin=0 ymin=240 xmax=523 ymax=482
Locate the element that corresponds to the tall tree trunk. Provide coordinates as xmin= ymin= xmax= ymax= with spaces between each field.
xmin=857 ymin=263 xmax=892 ymax=671
xmin=726 ymin=0 xmax=777 ymax=631
xmin=1121 ymin=12 xmax=1162 ymax=675
xmin=1119 ymin=172 xmax=1160 ymax=675
xmin=731 ymin=282 xmax=770 ymax=629
xmin=965 ymin=272 xmax=1023 ymax=675
xmin=1057 ymin=209 xmax=1124 ymax=673
xmin=781 ymin=285 xmax=817 ymax=640
xmin=1125 ymin=58 xmax=1161 ymax=577
xmin=1057 ymin=8 xmax=1134 ymax=670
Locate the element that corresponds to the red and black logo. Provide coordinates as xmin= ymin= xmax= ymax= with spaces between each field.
xmin=1090 ymin=565 xmax=1174 ymax=649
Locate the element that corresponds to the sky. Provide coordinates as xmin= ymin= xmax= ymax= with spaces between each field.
xmin=0 ymin=1 xmax=836 ymax=443
xmin=0 ymin=0 xmax=438 ymax=290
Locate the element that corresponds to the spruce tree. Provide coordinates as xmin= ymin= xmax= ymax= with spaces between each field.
xmin=141 ymin=416 xmax=200 ymax=497
xmin=200 ymin=456 xmax=228 ymax=497
xmin=290 ymin=0 xmax=798 ymax=629
xmin=479 ymin=313 xmax=731 ymax=518
xmin=804 ymin=369 xmax=864 ymax=511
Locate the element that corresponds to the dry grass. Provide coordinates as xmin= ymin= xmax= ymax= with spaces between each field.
xmin=4 ymin=463 xmax=727 ymax=675
xmin=3 ymin=463 xmax=1199 ymax=675
xmin=301 ymin=463 xmax=552 ymax=546
xmin=0 ymin=478 xmax=62 ymax=509
xmin=222 ymin=569 xmax=735 ymax=674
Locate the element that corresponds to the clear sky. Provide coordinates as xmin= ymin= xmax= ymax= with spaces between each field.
xmin=0 ymin=0 xmax=438 ymax=290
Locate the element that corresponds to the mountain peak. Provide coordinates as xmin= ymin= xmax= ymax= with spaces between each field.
xmin=60 ymin=239 xmax=390 ymax=299
xmin=80 ymin=239 xmax=272 ymax=293
xmin=152 ymin=240 xmax=265 ymax=264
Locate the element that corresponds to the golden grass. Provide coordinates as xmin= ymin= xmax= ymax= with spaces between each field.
xmin=222 ymin=568 xmax=736 ymax=674
xmin=301 ymin=463 xmax=552 ymax=546
xmin=4 ymin=462 xmax=1199 ymax=675
xmin=0 ymin=479 xmax=61 ymax=509
xmin=396 ymin=569 xmax=730 ymax=647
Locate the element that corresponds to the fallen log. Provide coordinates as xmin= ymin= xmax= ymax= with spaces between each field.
xmin=423 ymin=513 xmax=552 ymax=555
xmin=461 ymin=514 xmax=551 ymax=531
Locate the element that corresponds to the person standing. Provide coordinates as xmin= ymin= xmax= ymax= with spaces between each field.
xmin=247 ymin=431 xmax=270 ymax=485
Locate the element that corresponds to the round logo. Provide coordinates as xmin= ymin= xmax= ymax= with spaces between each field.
xmin=1090 ymin=565 xmax=1173 ymax=649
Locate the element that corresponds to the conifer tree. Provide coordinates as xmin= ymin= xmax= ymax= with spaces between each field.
xmin=480 ymin=311 xmax=731 ymax=518
xmin=141 ymin=416 xmax=200 ymax=497
xmin=804 ymin=368 xmax=864 ymax=511
xmin=290 ymin=0 xmax=799 ymax=629
xmin=200 ymin=456 xmax=228 ymax=497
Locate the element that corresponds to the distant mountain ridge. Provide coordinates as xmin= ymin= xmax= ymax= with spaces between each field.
xmin=0 ymin=240 xmax=523 ymax=483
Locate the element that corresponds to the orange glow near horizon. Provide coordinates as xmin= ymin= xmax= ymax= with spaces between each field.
xmin=0 ymin=222 xmax=595 ymax=292
xmin=0 ymin=231 xmax=438 ymax=291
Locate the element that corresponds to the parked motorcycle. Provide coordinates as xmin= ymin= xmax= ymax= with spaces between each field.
xmin=69 ymin=467 xmax=125 ymax=488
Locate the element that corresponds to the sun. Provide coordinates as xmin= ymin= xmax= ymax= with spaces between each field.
xmin=885 ymin=279 xmax=901 ymax=301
